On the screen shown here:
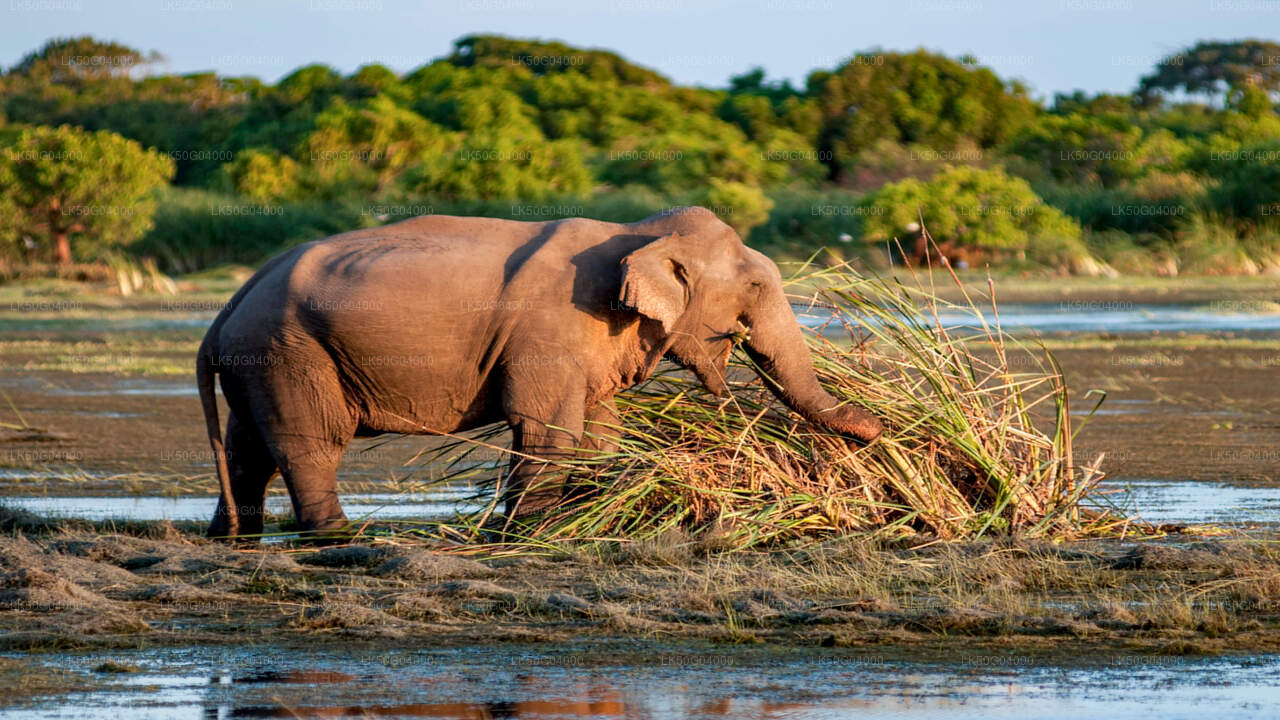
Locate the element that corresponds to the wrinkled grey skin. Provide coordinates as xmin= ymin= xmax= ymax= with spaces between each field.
xmin=199 ymin=207 xmax=882 ymax=538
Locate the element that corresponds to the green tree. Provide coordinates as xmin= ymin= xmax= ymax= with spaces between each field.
xmin=1006 ymin=113 xmax=1145 ymax=187
xmin=302 ymin=94 xmax=454 ymax=194
xmin=347 ymin=64 xmax=406 ymax=100
xmin=1229 ymin=84 xmax=1275 ymax=119
xmin=449 ymin=35 xmax=669 ymax=87
xmin=727 ymin=67 xmax=803 ymax=105
xmin=0 ymin=124 xmax=174 ymax=263
xmin=695 ymin=179 xmax=774 ymax=237
xmin=408 ymin=132 xmax=591 ymax=201
xmin=219 ymin=149 xmax=300 ymax=203
xmin=810 ymin=50 xmax=1036 ymax=180
xmin=1138 ymin=40 xmax=1280 ymax=101
xmin=9 ymin=36 xmax=162 ymax=84
xmin=1204 ymin=140 xmax=1280 ymax=221
xmin=860 ymin=166 xmax=1081 ymax=254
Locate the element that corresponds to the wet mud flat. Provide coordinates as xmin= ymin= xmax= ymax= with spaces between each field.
xmin=1053 ymin=342 xmax=1280 ymax=483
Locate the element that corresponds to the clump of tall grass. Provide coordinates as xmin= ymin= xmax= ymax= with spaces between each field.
xmin=418 ymin=261 xmax=1116 ymax=551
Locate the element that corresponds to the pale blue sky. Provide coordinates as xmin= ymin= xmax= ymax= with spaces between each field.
xmin=2 ymin=0 xmax=1275 ymax=101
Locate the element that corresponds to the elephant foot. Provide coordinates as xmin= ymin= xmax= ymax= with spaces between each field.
xmin=206 ymin=501 xmax=267 ymax=543
xmin=503 ymin=483 xmax=568 ymax=520
xmin=289 ymin=514 xmax=354 ymax=546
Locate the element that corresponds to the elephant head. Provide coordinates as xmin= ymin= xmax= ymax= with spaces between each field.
xmin=619 ymin=209 xmax=882 ymax=443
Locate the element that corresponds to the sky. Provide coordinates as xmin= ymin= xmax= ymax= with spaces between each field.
xmin=2 ymin=0 xmax=1276 ymax=101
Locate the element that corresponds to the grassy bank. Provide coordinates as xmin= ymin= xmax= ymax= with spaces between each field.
xmin=1 ymin=513 xmax=1279 ymax=655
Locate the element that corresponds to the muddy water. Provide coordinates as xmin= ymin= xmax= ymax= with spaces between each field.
xmin=6 ymin=645 xmax=1280 ymax=719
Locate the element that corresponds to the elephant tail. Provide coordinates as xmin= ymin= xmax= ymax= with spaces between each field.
xmin=197 ymin=336 xmax=237 ymax=536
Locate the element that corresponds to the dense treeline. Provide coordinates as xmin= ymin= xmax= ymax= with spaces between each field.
xmin=2 ymin=34 xmax=1279 ymax=275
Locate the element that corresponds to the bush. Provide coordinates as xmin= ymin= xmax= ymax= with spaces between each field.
xmin=745 ymin=186 xmax=878 ymax=262
xmin=860 ymin=166 xmax=1083 ymax=257
xmin=1204 ymin=140 xmax=1280 ymax=222
xmin=132 ymin=188 xmax=373 ymax=273
xmin=218 ymin=149 xmax=301 ymax=203
xmin=407 ymin=132 xmax=592 ymax=201
xmin=1174 ymin=217 xmax=1260 ymax=275
xmin=1085 ymin=230 xmax=1177 ymax=276
xmin=1038 ymin=184 xmax=1194 ymax=236
xmin=694 ymin=180 xmax=773 ymax=237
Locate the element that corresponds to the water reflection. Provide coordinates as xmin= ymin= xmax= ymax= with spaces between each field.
xmin=9 ymin=645 xmax=1277 ymax=720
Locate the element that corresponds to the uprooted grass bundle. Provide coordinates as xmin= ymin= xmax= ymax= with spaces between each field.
xmin=416 ymin=262 xmax=1117 ymax=551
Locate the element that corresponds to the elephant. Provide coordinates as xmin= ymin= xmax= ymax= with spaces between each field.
xmin=198 ymin=206 xmax=882 ymax=538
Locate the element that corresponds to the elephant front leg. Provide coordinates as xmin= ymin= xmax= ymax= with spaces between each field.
xmin=501 ymin=384 xmax=586 ymax=519
xmin=552 ymin=396 xmax=622 ymax=508
xmin=582 ymin=397 xmax=620 ymax=454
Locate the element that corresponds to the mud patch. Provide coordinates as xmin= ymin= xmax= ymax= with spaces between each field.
xmin=291 ymin=599 xmax=415 ymax=639
xmin=0 ymin=568 xmax=113 ymax=611
xmin=371 ymin=550 xmax=492 ymax=582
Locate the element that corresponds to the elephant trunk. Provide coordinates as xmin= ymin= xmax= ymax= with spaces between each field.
xmin=743 ymin=287 xmax=882 ymax=443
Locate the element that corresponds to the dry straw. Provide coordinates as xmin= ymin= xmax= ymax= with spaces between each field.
xmin=409 ymin=260 xmax=1117 ymax=552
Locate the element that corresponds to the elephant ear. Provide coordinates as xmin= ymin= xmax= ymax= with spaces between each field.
xmin=619 ymin=232 xmax=693 ymax=333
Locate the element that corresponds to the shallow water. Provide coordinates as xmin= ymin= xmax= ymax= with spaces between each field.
xmin=798 ymin=302 xmax=1280 ymax=334
xmin=2 ymin=478 xmax=1274 ymax=530
xmin=0 ymin=488 xmax=480 ymax=523
xmin=48 ymin=379 xmax=198 ymax=397
xmin=1099 ymin=479 xmax=1280 ymax=527
xmin=7 ymin=303 xmax=1280 ymax=337
xmin=0 ymin=312 xmax=214 ymax=333
xmin=5 ymin=644 xmax=1280 ymax=719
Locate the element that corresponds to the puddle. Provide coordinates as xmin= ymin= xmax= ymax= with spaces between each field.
xmin=798 ymin=303 xmax=1280 ymax=334
xmin=1073 ymin=399 xmax=1154 ymax=416
xmin=0 ymin=488 xmax=481 ymax=523
xmin=0 ymin=312 xmax=215 ymax=333
xmin=5 ymin=644 xmax=1280 ymax=719
xmin=50 ymin=380 xmax=197 ymax=397
xmin=1099 ymin=479 xmax=1280 ymax=527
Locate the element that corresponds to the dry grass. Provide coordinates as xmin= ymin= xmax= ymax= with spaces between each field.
xmin=410 ymin=262 xmax=1121 ymax=552
xmin=6 ymin=518 xmax=1280 ymax=653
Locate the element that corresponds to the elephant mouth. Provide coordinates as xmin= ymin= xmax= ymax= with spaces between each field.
xmin=668 ymin=334 xmax=735 ymax=398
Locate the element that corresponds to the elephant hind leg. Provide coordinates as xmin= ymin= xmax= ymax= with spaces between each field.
xmin=272 ymin=438 xmax=349 ymax=538
xmin=237 ymin=358 xmax=355 ymax=540
xmin=207 ymin=411 xmax=277 ymax=540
